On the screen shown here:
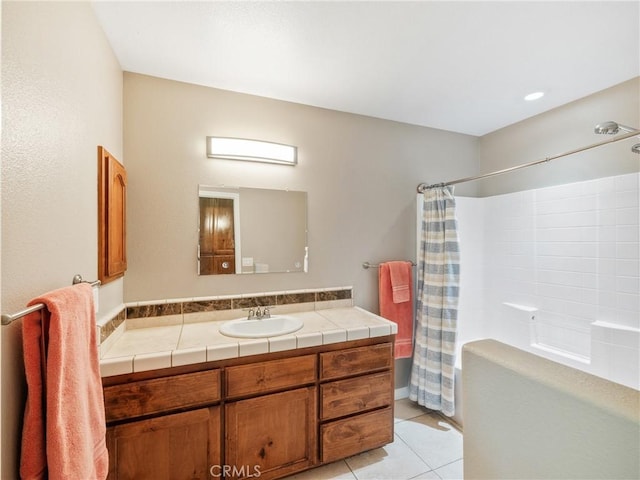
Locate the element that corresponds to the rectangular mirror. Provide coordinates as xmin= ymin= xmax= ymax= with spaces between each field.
xmin=198 ymin=185 xmax=308 ymax=275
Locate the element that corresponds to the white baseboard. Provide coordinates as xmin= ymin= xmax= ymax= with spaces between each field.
xmin=394 ymin=387 xmax=409 ymax=400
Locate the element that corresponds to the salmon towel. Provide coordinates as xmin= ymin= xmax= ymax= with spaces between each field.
xmin=379 ymin=261 xmax=414 ymax=358
xmin=21 ymin=283 xmax=108 ymax=480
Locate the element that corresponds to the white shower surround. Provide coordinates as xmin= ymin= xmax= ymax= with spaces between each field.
xmin=452 ymin=171 xmax=639 ymax=389
xmin=419 ymin=172 xmax=640 ymax=424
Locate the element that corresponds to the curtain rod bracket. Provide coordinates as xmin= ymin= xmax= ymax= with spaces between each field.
xmin=417 ymin=182 xmax=446 ymax=193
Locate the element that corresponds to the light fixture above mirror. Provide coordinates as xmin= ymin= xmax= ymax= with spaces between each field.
xmin=206 ymin=136 xmax=297 ymax=165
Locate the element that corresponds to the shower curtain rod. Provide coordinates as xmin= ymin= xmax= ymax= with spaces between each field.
xmin=417 ymin=129 xmax=640 ymax=193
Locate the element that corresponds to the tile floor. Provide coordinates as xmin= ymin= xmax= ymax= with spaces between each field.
xmin=285 ymin=398 xmax=463 ymax=480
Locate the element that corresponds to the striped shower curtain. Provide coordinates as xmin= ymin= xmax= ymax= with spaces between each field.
xmin=409 ymin=186 xmax=460 ymax=417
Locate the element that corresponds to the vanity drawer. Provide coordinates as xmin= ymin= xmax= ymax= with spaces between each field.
xmin=226 ymin=354 xmax=317 ymax=398
xmin=320 ymin=343 xmax=393 ymax=380
xmin=320 ymin=407 xmax=393 ymax=463
xmin=320 ymin=371 xmax=392 ymax=420
xmin=103 ymin=369 xmax=221 ymax=422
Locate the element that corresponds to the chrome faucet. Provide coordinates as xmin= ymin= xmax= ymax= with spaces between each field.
xmin=247 ymin=306 xmax=272 ymax=320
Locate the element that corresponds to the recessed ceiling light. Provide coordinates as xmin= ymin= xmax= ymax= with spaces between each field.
xmin=524 ymin=91 xmax=545 ymax=101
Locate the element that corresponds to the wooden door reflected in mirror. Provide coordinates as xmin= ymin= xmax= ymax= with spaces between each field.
xmin=198 ymin=186 xmax=308 ymax=275
xmin=199 ymin=197 xmax=236 ymax=275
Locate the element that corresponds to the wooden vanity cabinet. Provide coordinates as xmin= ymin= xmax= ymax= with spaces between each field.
xmin=102 ymin=337 xmax=394 ymax=480
xmin=224 ymin=355 xmax=317 ymax=480
xmin=103 ymin=370 xmax=222 ymax=480
xmin=225 ymin=355 xmax=316 ymax=399
xmin=226 ymin=387 xmax=317 ymax=480
xmin=106 ymin=406 xmax=221 ymax=480
xmin=319 ymin=343 xmax=395 ymax=463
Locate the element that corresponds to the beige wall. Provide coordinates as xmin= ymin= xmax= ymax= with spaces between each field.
xmin=478 ymin=78 xmax=640 ymax=196
xmin=1 ymin=2 xmax=123 ymax=477
xmin=123 ymin=72 xmax=479 ymax=311
xmin=0 ymin=0 xmax=3 ymax=471
xmin=463 ymin=340 xmax=640 ymax=479
xmin=236 ymin=188 xmax=307 ymax=274
xmin=3 ymin=5 xmax=633 ymax=478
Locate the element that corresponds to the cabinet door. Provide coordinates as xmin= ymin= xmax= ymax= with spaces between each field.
xmin=106 ymin=406 xmax=220 ymax=480
xmin=98 ymin=146 xmax=127 ymax=283
xmin=225 ymin=387 xmax=317 ymax=480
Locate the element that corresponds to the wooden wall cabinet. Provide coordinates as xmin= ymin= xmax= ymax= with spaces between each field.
xmin=103 ymin=337 xmax=394 ymax=480
xmin=98 ymin=146 xmax=127 ymax=284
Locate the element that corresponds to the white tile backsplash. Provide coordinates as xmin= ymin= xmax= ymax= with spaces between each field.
xmin=614 ymin=173 xmax=639 ymax=191
xmin=616 ymin=207 xmax=639 ymax=225
xmin=617 ymin=225 xmax=639 ymax=242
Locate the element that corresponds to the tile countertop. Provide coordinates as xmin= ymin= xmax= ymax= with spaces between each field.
xmin=100 ymin=306 xmax=398 ymax=377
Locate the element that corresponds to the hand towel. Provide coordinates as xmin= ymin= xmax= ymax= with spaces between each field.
xmin=379 ymin=261 xmax=414 ymax=359
xmin=21 ymin=283 xmax=108 ymax=480
xmin=389 ymin=261 xmax=411 ymax=303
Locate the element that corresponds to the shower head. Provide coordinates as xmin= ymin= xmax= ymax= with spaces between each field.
xmin=594 ymin=121 xmax=640 ymax=153
xmin=594 ymin=121 xmax=637 ymax=135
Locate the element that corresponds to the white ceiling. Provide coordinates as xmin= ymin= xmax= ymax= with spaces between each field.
xmin=92 ymin=1 xmax=640 ymax=137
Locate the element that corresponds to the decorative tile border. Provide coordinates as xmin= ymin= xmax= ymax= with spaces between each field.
xmin=183 ymin=299 xmax=233 ymax=314
xmin=279 ymin=292 xmax=317 ymax=305
xmin=99 ymin=309 xmax=126 ymax=344
xmin=99 ymin=287 xmax=353 ymax=345
xmin=313 ymin=288 xmax=351 ymax=301
xmin=233 ymin=295 xmax=278 ymax=310
xmin=126 ymin=302 xmax=182 ymax=319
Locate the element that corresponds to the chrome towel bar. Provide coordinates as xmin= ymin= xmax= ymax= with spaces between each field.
xmin=1 ymin=275 xmax=101 ymax=326
xmin=362 ymin=261 xmax=416 ymax=269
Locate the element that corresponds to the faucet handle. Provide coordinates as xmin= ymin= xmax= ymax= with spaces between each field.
xmin=263 ymin=306 xmax=274 ymax=318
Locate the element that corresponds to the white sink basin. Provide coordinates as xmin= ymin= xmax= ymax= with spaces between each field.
xmin=219 ymin=315 xmax=304 ymax=338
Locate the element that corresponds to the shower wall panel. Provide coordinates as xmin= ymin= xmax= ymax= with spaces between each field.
xmin=455 ymin=172 xmax=639 ymax=389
